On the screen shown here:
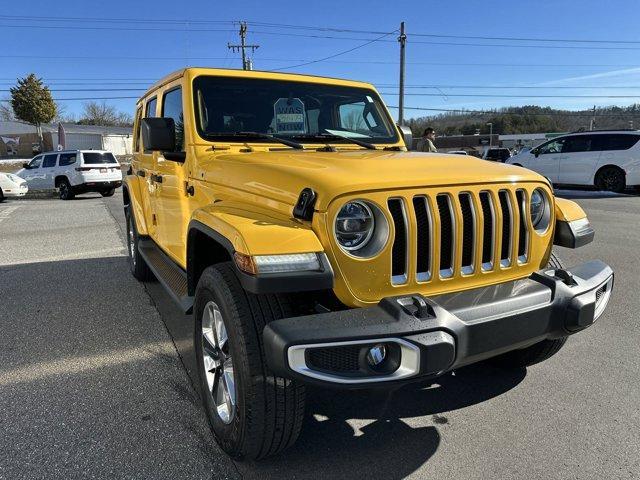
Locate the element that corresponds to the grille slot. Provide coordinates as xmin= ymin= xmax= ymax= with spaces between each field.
xmin=307 ymin=345 xmax=361 ymax=373
xmin=516 ymin=190 xmax=529 ymax=262
xmin=413 ymin=196 xmax=432 ymax=281
xmin=436 ymin=194 xmax=455 ymax=278
xmin=388 ymin=198 xmax=408 ymax=284
xmin=498 ymin=190 xmax=513 ymax=266
xmin=459 ymin=193 xmax=475 ymax=274
xmin=479 ymin=191 xmax=495 ymax=270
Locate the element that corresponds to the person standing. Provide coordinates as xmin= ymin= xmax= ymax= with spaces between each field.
xmin=417 ymin=127 xmax=437 ymax=152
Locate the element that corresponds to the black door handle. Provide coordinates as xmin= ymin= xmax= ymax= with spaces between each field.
xmin=136 ymin=170 xmax=146 ymax=177
xmin=152 ymin=174 xmax=163 ymax=183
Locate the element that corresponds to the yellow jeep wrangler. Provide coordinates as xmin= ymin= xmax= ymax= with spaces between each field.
xmin=124 ymin=67 xmax=614 ymax=460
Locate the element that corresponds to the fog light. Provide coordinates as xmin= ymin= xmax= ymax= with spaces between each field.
xmin=366 ymin=344 xmax=387 ymax=367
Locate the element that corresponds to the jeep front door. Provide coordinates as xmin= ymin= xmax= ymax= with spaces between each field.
xmin=138 ymin=97 xmax=159 ymax=239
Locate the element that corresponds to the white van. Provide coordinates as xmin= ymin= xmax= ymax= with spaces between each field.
xmin=18 ymin=150 xmax=123 ymax=200
xmin=507 ymin=130 xmax=640 ymax=192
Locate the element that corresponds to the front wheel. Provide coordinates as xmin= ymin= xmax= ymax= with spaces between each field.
xmin=125 ymin=208 xmax=152 ymax=281
xmin=58 ymin=179 xmax=75 ymax=200
xmin=194 ymin=263 xmax=305 ymax=460
xmin=492 ymin=251 xmax=567 ymax=368
xmin=0 ymin=187 xmax=4 ymax=203
xmin=101 ymin=188 xmax=115 ymax=197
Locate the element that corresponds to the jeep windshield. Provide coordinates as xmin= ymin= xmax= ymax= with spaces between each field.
xmin=193 ymin=76 xmax=399 ymax=145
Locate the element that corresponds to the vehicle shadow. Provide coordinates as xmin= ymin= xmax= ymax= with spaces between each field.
xmin=236 ymin=364 xmax=526 ymax=479
xmin=554 ymin=188 xmax=635 ymax=199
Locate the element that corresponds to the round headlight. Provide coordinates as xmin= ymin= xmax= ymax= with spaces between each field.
xmin=335 ymin=201 xmax=375 ymax=251
xmin=530 ymin=189 xmax=546 ymax=227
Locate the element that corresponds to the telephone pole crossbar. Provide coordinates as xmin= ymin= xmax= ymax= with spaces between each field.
xmin=228 ymin=21 xmax=259 ymax=70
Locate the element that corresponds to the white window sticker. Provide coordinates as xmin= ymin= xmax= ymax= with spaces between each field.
xmin=274 ymin=98 xmax=306 ymax=134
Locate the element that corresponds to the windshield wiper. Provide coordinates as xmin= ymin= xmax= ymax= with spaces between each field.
xmin=207 ymin=131 xmax=305 ymax=150
xmin=291 ymin=133 xmax=377 ymax=150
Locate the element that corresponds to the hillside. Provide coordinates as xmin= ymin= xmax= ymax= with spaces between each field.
xmin=408 ymin=105 xmax=640 ymax=136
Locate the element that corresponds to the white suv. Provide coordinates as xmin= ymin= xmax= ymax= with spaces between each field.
xmin=18 ymin=150 xmax=123 ymax=200
xmin=507 ymin=130 xmax=640 ymax=192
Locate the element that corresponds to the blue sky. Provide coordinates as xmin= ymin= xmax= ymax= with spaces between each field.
xmin=2 ymin=0 xmax=640 ymax=120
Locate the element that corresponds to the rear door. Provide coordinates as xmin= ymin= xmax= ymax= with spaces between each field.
xmin=139 ymin=96 xmax=159 ymax=239
xmin=557 ymin=134 xmax=601 ymax=185
xmin=529 ymin=138 xmax=565 ymax=182
xmin=595 ymin=133 xmax=640 ymax=177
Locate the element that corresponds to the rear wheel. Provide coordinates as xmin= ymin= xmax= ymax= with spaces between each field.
xmin=58 ymin=179 xmax=75 ymax=200
xmin=101 ymin=188 xmax=115 ymax=197
xmin=125 ymin=208 xmax=152 ymax=281
xmin=492 ymin=251 xmax=567 ymax=368
xmin=194 ymin=262 xmax=305 ymax=460
xmin=595 ymin=166 xmax=625 ymax=193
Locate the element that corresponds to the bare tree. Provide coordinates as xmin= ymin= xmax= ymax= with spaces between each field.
xmin=0 ymin=100 xmax=15 ymax=121
xmin=79 ymin=101 xmax=132 ymax=126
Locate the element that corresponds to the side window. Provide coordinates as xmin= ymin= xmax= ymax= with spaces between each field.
xmin=59 ymin=153 xmax=77 ymax=166
xmin=28 ymin=155 xmax=42 ymax=168
xmin=145 ymin=97 xmax=157 ymax=118
xmin=42 ymin=154 xmax=58 ymax=168
xmin=537 ymin=139 xmax=565 ymax=155
xmin=133 ymin=107 xmax=142 ymax=152
xmin=161 ymin=87 xmax=184 ymax=151
xmin=596 ymin=134 xmax=640 ymax=151
xmin=143 ymin=97 xmax=157 ymax=153
xmin=562 ymin=136 xmax=592 ymax=153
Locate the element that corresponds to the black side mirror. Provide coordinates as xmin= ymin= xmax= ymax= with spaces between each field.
xmin=142 ymin=117 xmax=175 ymax=152
xmin=534 ymin=150 xmax=540 ymax=158
xmin=397 ymin=124 xmax=413 ymax=150
xmin=22 ymin=162 xmax=30 ymax=169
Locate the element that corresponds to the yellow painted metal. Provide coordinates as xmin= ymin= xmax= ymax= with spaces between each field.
xmin=123 ymin=175 xmax=148 ymax=235
xmin=555 ymin=197 xmax=588 ymax=222
xmin=128 ymin=68 xmax=569 ymax=307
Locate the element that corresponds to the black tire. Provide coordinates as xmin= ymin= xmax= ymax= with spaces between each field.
xmin=58 ymin=178 xmax=75 ymax=200
xmin=492 ymin=251 xmax=567 ymax=368
xmin=125 ymin=207 xmax=152 ymax=281
xmin=194 ymin=262 xmax=305 ymax=460
xmin=101 ymin=188 xmax=116 ymax=197
xmin=0 ymin=187 xmax=4 ymax=203
xmin=595 ymin=166 xmax=625 ymax=193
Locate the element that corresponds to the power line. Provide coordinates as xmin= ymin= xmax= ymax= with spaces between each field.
xmin=381 ymin=92 xmax=640 ymax=99
xmin=271 ymin=30 xmax=398 ymax=71
xmin=376 ymin=84 xmax=640 ymax=90
xmin=386 ymin=105 xmax=640 ymax=118
xmin=0 ymin=96 xmax=139 ymax=102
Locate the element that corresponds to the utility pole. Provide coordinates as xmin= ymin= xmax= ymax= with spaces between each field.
xmin=398 ymin=22 xmax=406 ymax=125
xmin=228 ymin=21 xmax=259 ymax=70
xmin=589 ymin=105 xmax=596 ymax=131
xmin=487 ymin=122 xmax=493 ymax=147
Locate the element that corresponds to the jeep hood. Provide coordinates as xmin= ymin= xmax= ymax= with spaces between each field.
xmin=197 ymin=150 xmax=546 ymax=211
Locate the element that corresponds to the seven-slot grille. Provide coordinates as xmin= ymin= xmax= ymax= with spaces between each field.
xmin=388 ymin=189 xmax=531 ymax=284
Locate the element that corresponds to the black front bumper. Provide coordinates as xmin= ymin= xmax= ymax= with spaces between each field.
xmin=263 ymin=260 xmax=614 ymax=388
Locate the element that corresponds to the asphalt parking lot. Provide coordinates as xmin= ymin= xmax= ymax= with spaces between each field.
xmin=0 ymin=189 xmax=639 ymax=479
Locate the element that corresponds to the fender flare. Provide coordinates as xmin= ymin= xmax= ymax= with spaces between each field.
xmin=123 ymin=175 xmax=148 ymax=235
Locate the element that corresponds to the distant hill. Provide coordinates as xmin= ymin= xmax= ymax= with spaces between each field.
xmin=408 ymin=104 xmax=640 ymax=136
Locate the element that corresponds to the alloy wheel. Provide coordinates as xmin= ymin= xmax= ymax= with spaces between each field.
xmin=201 ymin=301 xmax=236 ymax=424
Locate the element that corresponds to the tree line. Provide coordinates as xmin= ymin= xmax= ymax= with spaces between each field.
xmin=408 ymin=105 xmax=640 ymax=137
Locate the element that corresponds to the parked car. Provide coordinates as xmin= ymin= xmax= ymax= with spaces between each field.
xmin=0 ymin=172 xmax=28 ymax=201
xmin=482 ymin=147 xmax=512 ymax=162
xmin=507 ymin=130 xmax=640 ymax=193
xmin=124 ymin=67 xmax=613 ymax=460
xmin=447 ymin=150 xmax=468 ymax=155
xmin=17 ymin=150 xmax=123 ymax=200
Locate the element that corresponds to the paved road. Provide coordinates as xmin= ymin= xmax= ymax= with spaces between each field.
xmin=0 ymin=190 xmax=639 ymax=479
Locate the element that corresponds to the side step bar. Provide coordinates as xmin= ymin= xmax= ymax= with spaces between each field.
xmin=137 ymin=239 xmax=194 ymax=314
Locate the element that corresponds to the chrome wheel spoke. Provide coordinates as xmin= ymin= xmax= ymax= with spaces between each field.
xmin=201 ymin=300 xmax=236 ymax=425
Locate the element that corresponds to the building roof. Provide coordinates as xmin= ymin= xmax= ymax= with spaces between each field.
xmin=0 ymin=121 xmax=132 ymax=136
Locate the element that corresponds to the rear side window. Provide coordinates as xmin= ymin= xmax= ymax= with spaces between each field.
xmin=82 ymin=152 xmax=118 ymax=164
xmin=145 ymin=97 xmax=157 ymax=118
xmin=562 ymin=135 xmax=593 ymax=153
xmin=42 ymin=154 xmax=58 ymax=168
xmin=594 ymin=134 xmax=640 ymax=151
xmin=59 ymin=153 xmax=77 ymax=166
xmin=161 ymin=87 xmax=184 ymax=151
